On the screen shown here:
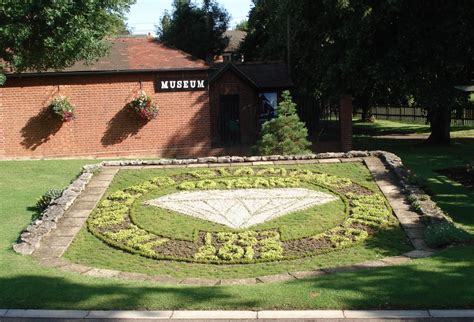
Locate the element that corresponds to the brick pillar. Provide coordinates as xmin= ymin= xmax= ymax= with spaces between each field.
xmin=339 ymin=95 xmax=353 ymax=152
xmin=0 ymin=89 xmax=4 ymax=158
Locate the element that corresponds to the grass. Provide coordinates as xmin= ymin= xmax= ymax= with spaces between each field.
xmin=353 ymin=119 xmax=474 ymax=137
xmin=0 ymin=120 xmax=473 ymax=308
xmin=64 ymin=162 xmax=411 ymax=278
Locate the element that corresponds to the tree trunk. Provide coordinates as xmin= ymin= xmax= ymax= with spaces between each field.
xmin=426 ymin=106 xmax=451 ymax=145
xmin=357 ymin=96 xmax=372 ymax=121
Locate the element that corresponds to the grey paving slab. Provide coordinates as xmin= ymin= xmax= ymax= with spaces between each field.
xmin=87 ymin=181 xmax=112 ymax=188
xmin=43 ymin=236 xmax=74 ymax=247
xmin=411 ymin=238 xmax=428 ymax=250
xmin=179 ymin=278 xmax=220 ymax=286
xmin=32 ymin=246 xmax=66 ymax=258
xmin=116 ymin=272 xmax=154 ymax=282
xmin=403 ymin=250 xmax=435 ymax=259
xmin=59 ymin=263 xmax=92 ymax=274
xmin=340 ymin=157 xmax=363 ymax=163
xmin=73 ymin=201 xmax=100 ymax=211
xmin=94 ymin=174 xmax=116 ymax=181
xmin=0 ymin=309 xmax=7 ymax=317
xmin=252 ymin=161 xmax=274 ymax=166
xmin=171 ymin=310 xmax=257 ymax=319
xmin=53 ymin=226 xmax=82 ymax=237
xmin=322 ymin=265 xmax=359 ymax=274
xmin=429 ymin=310 xmax=474 ymax=318
xmin=148 ymin=275 xmax=181 ymax=285
xmin=59 ymin=217 xmax=87 ymax=227
xmin=5 ymin=309 xmax=89 ymax=318
xmin=208 ymin=163 xmax=231 ymax=168
xmin=256 ymin=273 xmax=295 ymax=283
xmin=296 ymin=159 xmax=319 ymax=164
xmin=83 ymin=268 xmax=121 ymax=278
xmin=77 ymin=194 xmax=104 ymax=202
xmin=35 ymin=257 xmax=68 ymax=268
xmin=186 ymin=163 xmax=209 ymax=168
xmin=289 ymin=270 xmax=326 ymax=279
xmin=344 ymin=310 xmax=430 ymax=318
xmin=230 ymin=162 xmax=254 ymax=167
xmin=272 ymin=160 xmax=299 ymax=165
xmin=258 ymin=310 xmax=344 ymax=319
xmin=67 ymin=209 xmax=92 ymax=219
xmin=218 ymin=278 xmax=257 ymax=285
xmin=120 ymin=165 xmax=144 ymax=170
xmin=354 ymin=260 xmax=388 ymax=269
xmin=380 ymin=256 xmax=411 ymax=265
xmin=87 ymin=310 xmax=173 ymax=319
xmin=318 ymin=158 xmax=341 ymax=163
xmin=80 ymin=187 xmax=108 ymax=196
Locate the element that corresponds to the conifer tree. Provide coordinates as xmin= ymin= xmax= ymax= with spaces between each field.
xmin=256 ymin=91 xmax=311 ymax=155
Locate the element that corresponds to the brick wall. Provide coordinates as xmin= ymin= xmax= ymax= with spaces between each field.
xmin=209 ymin=70 xmax=259 ymax=146
xmin=0 ymin=72 xmax=211 ymax=159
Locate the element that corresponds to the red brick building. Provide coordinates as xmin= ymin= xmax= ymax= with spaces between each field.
xmin=0 ymin=37 xmax=350 ymax=160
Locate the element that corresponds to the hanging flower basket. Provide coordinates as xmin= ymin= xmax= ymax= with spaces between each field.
xmin=128 ymin=93 xmax=159 ymax=121
xmin=50 ymin=95 xmax=75 ymax=122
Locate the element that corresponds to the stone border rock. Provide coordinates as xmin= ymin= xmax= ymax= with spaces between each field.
xmin=13 ymin=150 xmax=450 ymax=286
xmin=12 ymin=164 xmax=100 ymax=255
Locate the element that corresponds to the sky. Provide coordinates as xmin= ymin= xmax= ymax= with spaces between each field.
xmin=126 ymin=0 xmax=253 ymax=35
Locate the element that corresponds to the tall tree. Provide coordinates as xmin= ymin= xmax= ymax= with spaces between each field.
xmin=241 ymin=0 xmax=474 ymax=144
xmin=157 ymin=0 xmax=230 ymax=62
xmin=0 ymin=0 xmax=135 ymax=78
xmin=235 ymin=20 xmax=249 ymax=32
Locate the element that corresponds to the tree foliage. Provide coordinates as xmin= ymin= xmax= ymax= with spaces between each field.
xmin=157 ymin=0 xmax=230 ymax=61
xmin=256 ymin=91 xmax=311 ymax=155
xmin=241 ymin=0 xmax=474 ymax=144
xmin=0 ymin=0 xmax=135 ymax=73
xmin=235 ymin=20 xmax=249 ymax=32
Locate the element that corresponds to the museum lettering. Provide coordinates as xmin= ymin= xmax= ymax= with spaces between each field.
xmin=157 ymin=78 xmax=207 ymax=92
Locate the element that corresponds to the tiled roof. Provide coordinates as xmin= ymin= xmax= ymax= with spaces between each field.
xmin=236 ymin=62 xmax=293 ymax=89
xmin=211 ymin=62 xmax=293 ymax=89
xmin=6 ymin=37 xmax=208 ymax=74
xmin=223 ymin=30 xmax=246 ymax=52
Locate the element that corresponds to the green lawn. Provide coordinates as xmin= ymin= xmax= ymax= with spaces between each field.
xmin=353 ymin=119 xmax=474 ymax=138
xmin=1 ymin=122 xmax=473 ymax=308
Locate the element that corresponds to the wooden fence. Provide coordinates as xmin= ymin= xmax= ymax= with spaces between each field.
xmin=354 ymin=106 xmax=474 ymax=126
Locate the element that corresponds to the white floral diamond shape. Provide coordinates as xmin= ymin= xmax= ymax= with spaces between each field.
xmin=145 ymin=188 xmax=338 ymax=229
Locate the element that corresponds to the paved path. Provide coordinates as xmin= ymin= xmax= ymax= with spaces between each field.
xmin=1 ymin=309 xmax=473 ymax=321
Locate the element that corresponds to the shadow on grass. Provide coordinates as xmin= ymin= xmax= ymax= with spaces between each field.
xmin=310 ymin=246 xmax=474 ymax=309
xmin=1 ymin=247 xmax=473 ymax=309
xmin=0 ymin=275 xmax=258 ymax=310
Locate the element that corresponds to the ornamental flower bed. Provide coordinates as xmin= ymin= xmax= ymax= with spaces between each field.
xmin=128 ymin=93 xmax=159 ymax=121
xmin=87 ymin=166 xmax=392 ymax=264
xmin=50 ymin=95 xmax=75 ymax=121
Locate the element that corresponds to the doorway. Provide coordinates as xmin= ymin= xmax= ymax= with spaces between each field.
xmin=219 ymin=95 xmax=241 ymax=145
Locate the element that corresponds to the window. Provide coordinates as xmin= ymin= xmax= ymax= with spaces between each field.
xmin=258 ymin=92 xmax=278 ymax=126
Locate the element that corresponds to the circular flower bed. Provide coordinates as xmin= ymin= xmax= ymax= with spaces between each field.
xmin=87 ymin=167 xmax=392 ymax=264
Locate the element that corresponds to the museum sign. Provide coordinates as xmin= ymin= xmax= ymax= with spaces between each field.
xmin=155 ymin=77 xmax=208 ymax=92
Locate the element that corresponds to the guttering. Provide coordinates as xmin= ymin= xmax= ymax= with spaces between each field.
xmin=5 ymin=67 xmax=211 ymax=78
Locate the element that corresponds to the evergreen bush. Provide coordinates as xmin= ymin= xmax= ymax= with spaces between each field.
xmin=255 ymin=90 xmax=311 ymax=155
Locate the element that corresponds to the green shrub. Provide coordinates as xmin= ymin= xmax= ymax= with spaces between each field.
xmin=424 ymin=222 xmax=472 ymax=247
xmin=36 ymin=188 xmax=63 ymax=212
xmin=255 ymin=90 xmax=311 ymax=155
